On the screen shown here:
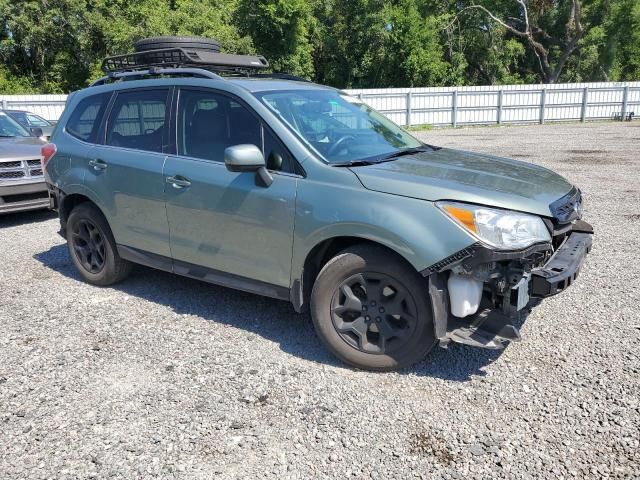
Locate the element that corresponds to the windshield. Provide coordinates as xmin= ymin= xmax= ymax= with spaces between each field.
xmin=0 ymin=112 xmax=30 ymax=137
xmin=257 ymin=90 xmax=423 ymax=164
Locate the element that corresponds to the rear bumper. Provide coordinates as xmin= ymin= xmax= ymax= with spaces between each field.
xmin=530 ymin=231 xmax=593 ymax=298
xmin=0 ymin=180 xmax=49 ymax=214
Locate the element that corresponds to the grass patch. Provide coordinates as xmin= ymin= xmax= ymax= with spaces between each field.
xmin=406 ymin=123 xmax=433 ymax=132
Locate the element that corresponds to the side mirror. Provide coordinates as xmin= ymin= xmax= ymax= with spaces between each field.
xmin=30 ymin=127 xmax=44 ymax=138
xmin=224 ymin=144 xmax=273 ymax=187
xmin=224 ymin=144 xmax=265 ymax=172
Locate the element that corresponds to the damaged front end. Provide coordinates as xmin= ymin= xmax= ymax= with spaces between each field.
xmin=425 ymin=191 xmax=593 ymax=350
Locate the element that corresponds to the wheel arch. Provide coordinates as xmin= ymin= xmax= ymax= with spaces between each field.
xmin=57 ymin=186 xmax=109 ymax=234
xmin=292 ymin=234 xmax=423 ymax=313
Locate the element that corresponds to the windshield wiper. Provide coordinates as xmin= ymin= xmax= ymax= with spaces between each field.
xmin=330 ymin=144 xmax=439 ymax=167
xmin=331 ymin=159 xmax=375 ymax=167
xmin=375 ymin=145 xmax=436 ymax=162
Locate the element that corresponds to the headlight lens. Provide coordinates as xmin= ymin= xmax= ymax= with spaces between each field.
xmin=436 ymin=201 xmax=551 ymax=250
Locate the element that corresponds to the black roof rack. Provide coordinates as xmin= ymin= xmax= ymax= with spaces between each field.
xmin=245 ymin=73 xmax=311 ymax=83
xmin=91 ymin=46 xmax=310 ymax=87
xmin=90 ymin=67 xmax=224 ymax=87
xmin=101 ymin=47 xmax=269 ymax=74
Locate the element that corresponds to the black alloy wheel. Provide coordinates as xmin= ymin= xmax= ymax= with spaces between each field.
xmin=71 ymin=218 xmax=106 ymax=274
xmin=310 ymin=244 xmax=435 ymax=371
xmin=331 ymin=272 xmax=418 ymax=355
xmin=66 ymin=202 xmax=132 ymax=286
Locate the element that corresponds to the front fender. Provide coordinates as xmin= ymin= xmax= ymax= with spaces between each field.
xmin=290 ymin=179 xmax=476 ymax=288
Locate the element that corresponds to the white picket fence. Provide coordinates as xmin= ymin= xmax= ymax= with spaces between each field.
xmin=346 ymin=81 xmax=640 ymax=126
xmin=0 ymin=94 xmax=68 ymax=123
xmin=2 ymin=81 xmax=639 ymax=126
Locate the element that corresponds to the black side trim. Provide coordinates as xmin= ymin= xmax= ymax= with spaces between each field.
xmin=49 ymin=185 xmax=67 ymax=237
xmin=421 ymin=241 xmax=551 ymax=276
xmin=571 ymin=219 xmax=594 ymax=234
xmin=290 ymin=278 xmax=304 ymax=313
xmin=117 ymin=244 xmax=290 ymax=301
xmin=118 ymin=245 xmax=173 ymax=272
xmin=427 ymin=272 xmax=449 ymax=339
xmin=421 ymin=245 xmax=478 ymax=276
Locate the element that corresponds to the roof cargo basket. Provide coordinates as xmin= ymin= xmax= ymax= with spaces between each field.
xmin=91 ymin=37 xmax=314 ymax=87
xmin=101 ymin=47 xmax=269 ymax=74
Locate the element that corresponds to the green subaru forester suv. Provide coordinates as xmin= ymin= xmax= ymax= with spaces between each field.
xmin=43 ymin=37 xmax=593 ymax=371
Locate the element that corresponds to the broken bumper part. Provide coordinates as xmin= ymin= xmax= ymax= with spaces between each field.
xmin=530 ymin=232 xmax=593 ymax=298
xmin=431 ymin=223 xmax=594 ymax=350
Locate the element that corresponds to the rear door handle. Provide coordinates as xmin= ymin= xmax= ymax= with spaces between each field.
xmin=166 ymin=175 xmax=192 ymax=189
xmin=88 ymin=159 xmax=108 ymax=171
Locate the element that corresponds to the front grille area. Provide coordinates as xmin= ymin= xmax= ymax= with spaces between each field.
xmin=0 ymin=171 xmax=25 ymax=179
xmin=0 ymin=159 xmax=43 ymax=181
xmin=550 ymin=187 xmax=582 ymax=223
xmin=0 ymin=161 xmax=22 ymax=168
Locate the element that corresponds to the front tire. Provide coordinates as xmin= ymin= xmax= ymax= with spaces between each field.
xmin=66 ymin=203 xmax=132 ymax=286
xmin=310 ymin=245 xmax=435 ymax=371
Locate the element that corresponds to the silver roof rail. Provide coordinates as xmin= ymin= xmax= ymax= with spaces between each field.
xmin=90 ymin=67 xmax=224 ymax=87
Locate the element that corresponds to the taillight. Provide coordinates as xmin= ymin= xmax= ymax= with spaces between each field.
xmin=41 ymin=143 xmax=57 ymax=171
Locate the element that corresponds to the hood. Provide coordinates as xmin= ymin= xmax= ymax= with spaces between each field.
xmin=0 ymin=136 xmax=45 ymax=160
xmin=349 ymin=148 xmax=574 ymax=217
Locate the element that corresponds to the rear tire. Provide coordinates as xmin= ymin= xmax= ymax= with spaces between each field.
xmin=66 ymin=203 xmax=132 ymax=286
xmin=310 ymin=245 xmax=435 ymax=371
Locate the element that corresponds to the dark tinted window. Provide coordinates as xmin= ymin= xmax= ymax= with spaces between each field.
xmin=106 ymin=89 xmax=168 ymax=153
xmin=66 ymin=93 xmax=111 ymax=143
xmin=263 ymin=128 xmax=292 ymax=173
xmin=9 ymin=112 xmax=28 ymax=125
xmin=178 ymin=89 xmax=261 ymax=162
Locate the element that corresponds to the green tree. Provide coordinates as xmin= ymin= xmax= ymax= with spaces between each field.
xmin=312 ymin=0 xmax=455 ymax=88
xmin=379 ymin=0 xmax=452 ymax=87
xmin=0 ymin=0 xmax=252 ymax=92
xmin=602 ymin=0 xmax=640 ymax=81
xmin=0 ymin=0 xmax=96 ymax=92
xmin=0 ymin=0 xmax=638 ymax=93
xmin=235 ymin=0 xmax=314 ymax=77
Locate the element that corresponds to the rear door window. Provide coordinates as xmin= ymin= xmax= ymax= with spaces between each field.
xmin=26 ymin=114 xmax=50 ymax=127
xmin=66 ymin=92 xmax=111 ymax=143
xmin=106 ymin=89 xmax=169 ymax=153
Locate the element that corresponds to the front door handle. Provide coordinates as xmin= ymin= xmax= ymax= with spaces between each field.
xmin=166 ymin=175 xmax=192 ymax=189
xmin=88 ymin=159 xmax=107 ymax=171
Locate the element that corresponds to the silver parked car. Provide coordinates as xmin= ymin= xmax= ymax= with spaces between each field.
xmin=3 ymin=109 xmax=55 ymax=140
xmin=0 ymin=111 xmax=49 ymax=214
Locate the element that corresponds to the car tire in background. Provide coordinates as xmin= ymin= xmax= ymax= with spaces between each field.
xmin=66 ymin=202 xmax=132 ymax=286
xmin=134 ymin=36 xmax=222 ymax=66
xmin=134 ymin=36 xmax=221 ymax=53
xmin=310 ymin=244 xmax=436 ymax=371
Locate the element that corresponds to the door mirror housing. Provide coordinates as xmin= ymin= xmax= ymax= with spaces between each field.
xmin=225 ymin=144 xmax=273 ymax=187
xmin=224 ymin=144 xmax=265 ymax=172
xmin=30 ymin=127 xmax=44 ymax=138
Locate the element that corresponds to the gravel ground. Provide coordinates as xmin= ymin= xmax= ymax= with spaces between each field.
xmin=1 ymin=122 xmax=639 ymax=479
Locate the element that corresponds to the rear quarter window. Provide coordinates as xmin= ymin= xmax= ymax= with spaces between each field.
xmin=65 ymin=92 xmax=111 ymax=143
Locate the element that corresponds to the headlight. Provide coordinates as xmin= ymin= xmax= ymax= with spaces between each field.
xmin=436 ymin=201 xmax=551 ymax=250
